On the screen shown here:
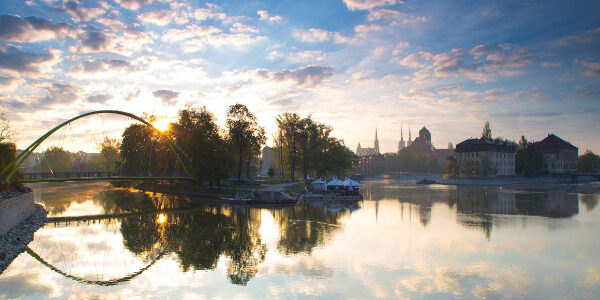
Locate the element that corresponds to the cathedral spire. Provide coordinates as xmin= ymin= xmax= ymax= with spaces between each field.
xmin=408 ymin=124 xmax=412 ymax=142
xmin=374 ymin=127 xmax=380 ymax=152
xmin=401 ymin=124 xmax=404 ymax=140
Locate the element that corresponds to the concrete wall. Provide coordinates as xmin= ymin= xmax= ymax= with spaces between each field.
xmin=0 ymin=191 xmax=35 ymax=236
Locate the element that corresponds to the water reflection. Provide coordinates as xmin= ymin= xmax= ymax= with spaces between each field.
xmin=1 ymin=181 xmax=599 ymax=299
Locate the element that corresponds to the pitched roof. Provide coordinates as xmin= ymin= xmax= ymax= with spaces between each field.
xmin=455 ymin=138 xmax=516 ymax=153
xmin=357 ymin=149 xmax=381 ymax=156
xmin=533 ymin=134 xmax=577 ymax=150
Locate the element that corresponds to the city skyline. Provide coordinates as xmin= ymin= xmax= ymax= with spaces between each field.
xmin=1 ymin=0 xmax=599 ymax=153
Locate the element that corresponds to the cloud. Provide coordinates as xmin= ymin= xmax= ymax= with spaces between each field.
xmin=73 ymin=30 xmax=113 ymax=53
xmin=343 ymin=0 xmax=403 ymax=11
xmin=0 ymin=15 xmax=70 ymax=42
xmin=139 ymin=9 xmax=187 ymax=26
xmin=354 ymin=24 xmax=383 ymax=34
xmin=69 ymin=59 xmax=138 ymax=74
xmin=35 ymin=82 xmax=83 ymax=106
xmin=398 ymin=51 xmax=433 ymax=68
xmin=86 ymin=93 xmax=113 ymax=103
xmin=541 ymin=62 xmax=561 ymax=67
xmin=60 ymin=0 xmax=104 ymax=22
xmin=469 ymin=44 xmax=491 ymax=58
xmin=293 ymin=28 xmax=332 ymax=43
xmin=114 ymin=0 xmax=153 ymax=10
xmin=288 ymin=50 xmax=326 ymax=63
xmin=0 ymin=75 xmax=25 ymax=92
xmin=161 ymin=25 xmax=221 ymax=42
xmin=257 ymin=10 xmax=282 ymax=23
xmin=367 ymin=9 xmax=426 ymax=24
xmin=557 ymin=27 xmax=600 ymax=46
xmin=257 ymin=66 xmax=334 ymax=87
xmin=582 ymin=61 xmax=600 ymax=77
xmin=230 ymin=22 xmax=258 ymax=33
xmin=0 ymin=46 xmax=57 ymax=75
xmin=193 ymin=4 xmax=241 ymax=24
xmin=180 ymin=33 xmax=266 ymax=52
xmin=152 ymin=89 xmax=179 ymax=105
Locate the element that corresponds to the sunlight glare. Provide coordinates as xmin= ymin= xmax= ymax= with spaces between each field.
xmin=157 ymin=213 xmax=167 ymax=224
xmin=152 ymin=118 xmax=170 ymax=132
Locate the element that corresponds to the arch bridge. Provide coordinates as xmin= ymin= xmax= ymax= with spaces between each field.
xmin=1 ymin=110 xmax=193 ymax=184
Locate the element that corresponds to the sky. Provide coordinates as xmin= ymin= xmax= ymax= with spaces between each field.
xmin=0 ymin=0 xmax=599 ymax=153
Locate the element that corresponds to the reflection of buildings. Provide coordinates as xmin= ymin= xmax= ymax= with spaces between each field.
xmin=455 ymin=138 xmax=516 ymax=177
xmin=356 ymin=129 xmax=384 ymax=174
xmin=533 ymin=134 xmax=578 ymax=174
xmin=455 ymin=186 xmax=579 ymax=238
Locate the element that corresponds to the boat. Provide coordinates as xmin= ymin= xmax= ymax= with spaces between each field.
xmin=416 ymin=179 xmax=436 ymax=184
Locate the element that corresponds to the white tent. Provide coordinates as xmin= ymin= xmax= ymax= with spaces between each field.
xmin=327 ymin=177 xmax=345 ymax=187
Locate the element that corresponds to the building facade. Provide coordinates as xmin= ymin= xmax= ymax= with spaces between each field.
xmin=356 ymin=129 xmax=384 ymax=174
xmin=455 ymin=138 xmax=516 ymax=177
xmin=533 ymin=134 xmax=578 ymax=174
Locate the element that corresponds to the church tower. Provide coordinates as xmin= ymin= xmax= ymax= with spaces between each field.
xmin=398 ymin=124 xmax=405 ymax=152
xmin=374 ymin=128 xmax=380 ymax=153
xmin=407 ymin=124 xmax=413 ymax=146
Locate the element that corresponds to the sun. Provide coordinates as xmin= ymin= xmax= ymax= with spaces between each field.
xmin=152 ymin=118 xmax=170 ymax=132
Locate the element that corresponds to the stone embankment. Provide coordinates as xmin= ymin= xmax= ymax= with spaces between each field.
xmin=0 ymin=204 xmax=47 ymax=273
xmin=0 ymin=189 xmax=48 ymax=273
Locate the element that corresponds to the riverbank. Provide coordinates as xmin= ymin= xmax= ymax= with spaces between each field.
xmin=439 ymin=175 xmax=598 ymax=186
xmin=0 ymin=204 xmax=47 ymax=273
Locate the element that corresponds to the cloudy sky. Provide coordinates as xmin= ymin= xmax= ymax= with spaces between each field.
xmin=1 ymin=0 xmax=599 ymax=153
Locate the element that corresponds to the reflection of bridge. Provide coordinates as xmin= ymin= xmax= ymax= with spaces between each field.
xmin=1 ymin=110 xmax=192 ymax=184
xmin=26 ymin=246 xmax=165 ymax=286
xmin=27 ymin=208 xmax=188 ymax=285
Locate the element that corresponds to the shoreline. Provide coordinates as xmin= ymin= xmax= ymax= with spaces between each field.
xmin=0 ymin=204 xmax=48 ymax=274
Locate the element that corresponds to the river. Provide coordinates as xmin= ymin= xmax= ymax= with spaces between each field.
xmin=1 ymin=180 xmax=599 ymax=299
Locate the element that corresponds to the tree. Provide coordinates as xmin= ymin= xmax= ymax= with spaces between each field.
xmin=41 ymin=146 xmax=72 ymax=173
xmin=267 ymin=167 xmax=275 ymax=177
xmin=515 ymin=136 xmax=543 ymax=176
xmin=226 ymin=104 xmax=266 ymax=182
xmin=276 ymin=113 xmax=302 ymax=181
xmin=579 ymin=150 xmax=600 ymax=173
xmin=172 ymin=107 xmax=232 ymax=187
xmin=97 ymin=137 xmax=121 ymax=173
xmin=481 ymin=121 xmax=492 ymax=141
xmin=445 ymin=157 xmax=457 ymax=176
xmin=0 ymin=112 xmax=14 ymax=143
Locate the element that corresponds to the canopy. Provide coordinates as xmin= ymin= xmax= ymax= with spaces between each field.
xmin=343 ymin=179 xmax=362 ymax=187
xmin=311 ymin=178 xmax=325 ymax=184
xmin=327 ymin=177 xmax=345 ymax=186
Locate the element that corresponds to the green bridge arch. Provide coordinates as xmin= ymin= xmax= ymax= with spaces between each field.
xmin=1 ymin=110 xmax=191 ymax=183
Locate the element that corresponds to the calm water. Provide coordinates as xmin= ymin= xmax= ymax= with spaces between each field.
xmin=1 ymin=180 xmax=600 ymax=299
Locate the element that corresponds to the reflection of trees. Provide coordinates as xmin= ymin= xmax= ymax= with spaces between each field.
xmin=273 ymin=201 xmax=353 ymax=255
xmin=580 ymin=194 xmax=598 ymax=211
xmin=119 ymin=206 xmax=266 ymax=285
xmin=93 ymin=189 xmax=185 ymax=214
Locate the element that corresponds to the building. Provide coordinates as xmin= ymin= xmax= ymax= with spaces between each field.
xmin=356 ymin=129 xmax=384 ymax=174
xmin=533 ymin=134 xmax=578 ymax=174
xmin=16 ymin=150 xmax=43 ymax=173
xmin=455 ymin=138 xmax=516 ymax=177
xmin=259 ymin=146 xmax=277 ymax=177
xmin=406 ymin=127 xmax=434 ymax=156
xmin=397 ymin=125 xmax=406 ymax=152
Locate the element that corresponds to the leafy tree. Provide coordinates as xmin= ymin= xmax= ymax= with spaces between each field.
xmin=97 ymin=137 xmax=121 ymax=173
xmin=515 ymin=136 xmax=543 ymax=176
xmin=267 ymin=167 xmax=275 ymax=177
xmin=0 ymin=112 xmax=14 ymax=143
xmin=276 ymin=113 xmax=302 ymax=181
xmin=482 ymin=121 xmax=492 ymax=141
xmin=172 ymin=107 xmax=232 ymax=187
xmin=579 ymin=150 xmax=600 ymax=173
xmin=226 ymin=104 xmax=266 ymax=182
xmin=445 ymin=156 xmax=457 ymax=176
xmin=41 ymin=146 xmax=72 ymax=173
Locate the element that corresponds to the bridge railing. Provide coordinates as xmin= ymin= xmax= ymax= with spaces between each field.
xmin=21 ymin=172 xmax=191 ymax=180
